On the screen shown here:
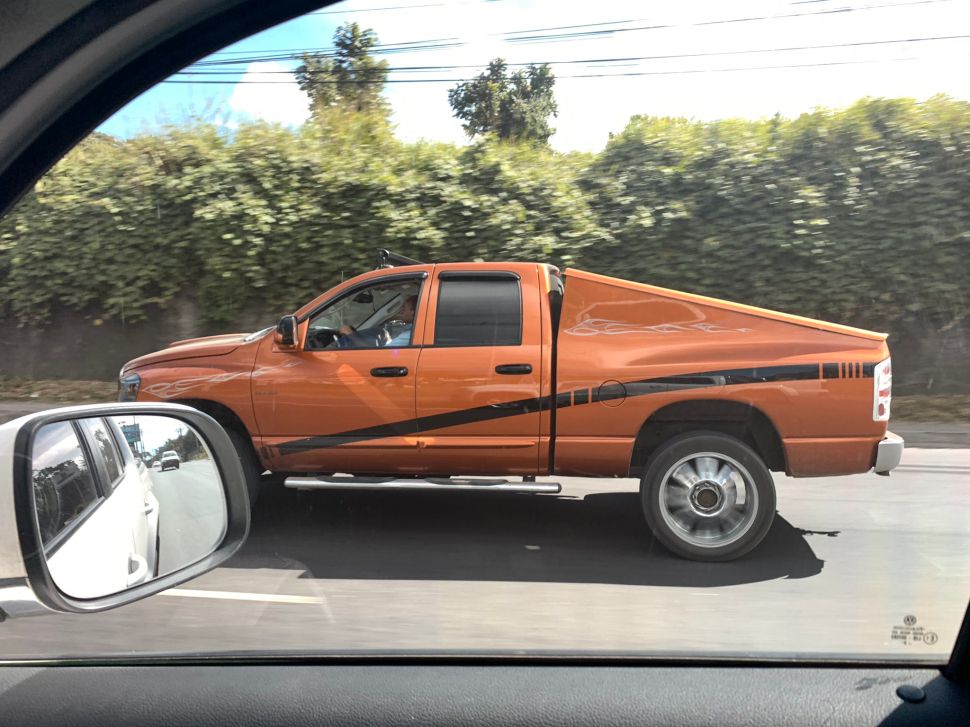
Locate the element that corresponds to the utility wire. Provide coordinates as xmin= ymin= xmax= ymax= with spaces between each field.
xmin=161 ymin=54 xmax=961 ymax=84
xmin=170 ymin=34 xmax=970 ymax=75
xmin=197 ymin=0 xmax=956 ymax=64
xmin=503 ymin=0 xmax=952 ymax=39
xmin=310 ymin=2 xmax=445 ymax=14
xmin=307 ymin=0 xmax=505 ymax=15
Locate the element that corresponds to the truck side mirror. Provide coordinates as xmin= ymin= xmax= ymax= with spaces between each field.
xmin=275 ymin=315 xmax=299 ymax=350
xmin=0 ymin=403 xmax=250 ymax=618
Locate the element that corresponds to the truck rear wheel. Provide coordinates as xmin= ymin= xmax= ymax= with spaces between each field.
xmin=640 ymin=431 xmax=776 ymax=561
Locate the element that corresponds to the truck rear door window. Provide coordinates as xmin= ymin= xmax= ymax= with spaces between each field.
xmin=434 ymin=276 xmax=522 ymax=347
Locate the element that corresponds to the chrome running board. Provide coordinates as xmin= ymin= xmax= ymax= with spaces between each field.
xmin=284 ymin=475 xmax=561 ymax=494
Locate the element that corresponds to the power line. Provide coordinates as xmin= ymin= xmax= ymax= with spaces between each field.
xmin=202 ymin=36 xmax=462 ymax=56
xmin=485 ymin=16 xmax=649 ymax=37
xmin=194 ymin=39 xmax=464 ymax=66
xmin=310 ymin=2 xmax=444 ymax=14
xmin=502 ymin=0 xmax=954 ymax=44
xmin=307 ymin=0 xmax=504 ymax=15
xmin=170 ymin=34 xmax=970 ymax=75
xmin=198 ymin=0 xmax=956 ymax=64
xmin=161 ymin=54 xmax=961 ymax=84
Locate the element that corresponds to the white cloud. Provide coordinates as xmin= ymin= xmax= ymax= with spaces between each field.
xmin=348 ymin=0 xmax=970 ymax=151
xmin=227 ymin=61 xmax=311 ymax=127
xmin=204 ymin=0 xmax=969 ymax=149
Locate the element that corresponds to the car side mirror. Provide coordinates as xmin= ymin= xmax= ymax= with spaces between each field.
xmin=275 ymin=314 xmax=299 ymax=350
xmin=0 ymin=403 xmax=249 ymax=618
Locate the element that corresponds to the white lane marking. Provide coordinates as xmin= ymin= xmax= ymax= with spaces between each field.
xmin=162 ymin=588 xmax=324 ymax=605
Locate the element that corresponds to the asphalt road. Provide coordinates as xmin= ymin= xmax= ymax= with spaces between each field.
xmin=0 ymin=447 xmax=968 ymax=662
xmin=148 ymin=459 xmax=226 ymax=575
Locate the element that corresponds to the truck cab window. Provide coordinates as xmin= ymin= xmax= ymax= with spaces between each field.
xmin=434 ymin=276 xmax=522 ymax=347
xmin=306 ymin=279 xmax=422 ymax=350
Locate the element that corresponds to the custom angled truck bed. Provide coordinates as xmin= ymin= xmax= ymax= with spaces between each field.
xmin=119 ymin=253 xmax=901 ymax=561
xmin=553 ymin=268 xmax=893 ymax=479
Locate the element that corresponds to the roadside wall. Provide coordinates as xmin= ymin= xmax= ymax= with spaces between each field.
xmin=1 ymin=304 xmax=967 ymax=394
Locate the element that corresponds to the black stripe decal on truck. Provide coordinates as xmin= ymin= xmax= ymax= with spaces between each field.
xmin=821 ymin=362 xmax=874 ymax=380
xmin=277 ymin=395 xmax=547 ymax=453
xmin=275 ymin=363 xmax=823 ymax=455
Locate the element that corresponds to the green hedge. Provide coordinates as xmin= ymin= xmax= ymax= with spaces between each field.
xmin=579 ymin=96 xmax=970 ymax=330
xmin=1 ymin=96 xmax=967 ymax=338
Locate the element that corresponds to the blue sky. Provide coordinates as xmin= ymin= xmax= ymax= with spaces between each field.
xmin=97 ymin=11 xmax=335 ymax=136
xmin=99 ymin=0 xmax=970 ymax=151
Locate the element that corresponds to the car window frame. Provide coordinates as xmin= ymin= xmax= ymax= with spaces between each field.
xmin=33 ymin=420 xmax=108 ymax=557
xmin=105 ymin=416 xmax=140 ymax=468
xmin=431 ymin=271 xmax=523 ymax=348
xmin=77 ymin=417 xmax=126 ymax=493
xmin=303 ymin=273 xmax=427 ymax=352
xmin=0 ymin=0 xmax=969 ymax=687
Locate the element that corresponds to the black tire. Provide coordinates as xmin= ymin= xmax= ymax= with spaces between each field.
xmin=226 ymin=428 xmax=262 ymax=508
xmin=640 ymin=431 xmax=776 ymax=562
xmin=153 ymin=528 xmax=161 ymax=578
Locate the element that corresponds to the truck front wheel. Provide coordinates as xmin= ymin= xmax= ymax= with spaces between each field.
xmin=640 ymin=431 xmax=776 ymax=561
xmin=226 ymin=428 xmax=262 ymax=509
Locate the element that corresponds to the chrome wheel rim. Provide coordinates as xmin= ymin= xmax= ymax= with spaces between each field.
xmin=657 ymin=452 xmax=759 ymax=548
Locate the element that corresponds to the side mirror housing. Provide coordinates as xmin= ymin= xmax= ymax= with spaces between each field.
xmin=275 ymin=314 xmax=300 ymax=350
xmin=0 ymin=403 xmax=250 ymax=618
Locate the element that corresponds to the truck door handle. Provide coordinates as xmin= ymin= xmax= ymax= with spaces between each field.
xmin=495 ymin=364 xmax=532 ymax=375
xmin=371 ymin=367 xmax=408 ymax=377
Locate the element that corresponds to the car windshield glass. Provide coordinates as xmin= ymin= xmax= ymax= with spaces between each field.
xmin=0 ymin=0 xmax=968 ymax=666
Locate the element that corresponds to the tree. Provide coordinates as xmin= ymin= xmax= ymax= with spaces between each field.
xmin=295 ymin=22 xmax=389 ymax=118
xmin=448 ymin=59 xmax=557 ymax=144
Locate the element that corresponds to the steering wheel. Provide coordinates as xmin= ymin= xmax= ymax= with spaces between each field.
xmin=334 ymin=326 xmax=355 ymax=349
xmin=304 ymin=327 xmax=340 ymax=349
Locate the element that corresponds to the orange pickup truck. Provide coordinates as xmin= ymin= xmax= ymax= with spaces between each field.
xmin=119 ymin=250 xmax=902 ymax=560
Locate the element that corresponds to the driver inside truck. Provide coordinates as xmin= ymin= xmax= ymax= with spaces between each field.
xmin=384 ymin=294 xmax=417 ymax=346
xmin=337 ymin=294 xmax=417 ymax=348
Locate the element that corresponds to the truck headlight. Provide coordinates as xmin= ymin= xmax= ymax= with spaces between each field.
xmin=118 ymin=372 xmax=141 ymax=402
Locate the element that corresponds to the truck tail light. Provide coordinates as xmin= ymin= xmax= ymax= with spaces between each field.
xmin=873 ymin=357 xmax=892 ymax=421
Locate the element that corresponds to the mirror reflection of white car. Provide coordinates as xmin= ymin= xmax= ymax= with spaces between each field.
xmin=159 ymin=450 xmax=180 ymax=471
xmin=32 ymin=418 xmax=160 ymax=599
xmin=0 ymin=402 xmax=246 ymax=619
